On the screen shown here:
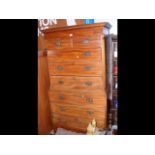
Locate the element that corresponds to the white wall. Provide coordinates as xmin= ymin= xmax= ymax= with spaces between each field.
xmin=94 ymin=19 xmax=117 ymax=34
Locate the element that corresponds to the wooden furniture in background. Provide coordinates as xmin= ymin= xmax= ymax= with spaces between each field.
xmin=42 ymin=23 xmax=111 ymax=132
xmin=38 ymin=51 xmax=52 ymax=134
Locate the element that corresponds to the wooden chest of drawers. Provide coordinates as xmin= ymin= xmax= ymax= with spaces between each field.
xmin=43 ymin=23 xmax=111 ymax=133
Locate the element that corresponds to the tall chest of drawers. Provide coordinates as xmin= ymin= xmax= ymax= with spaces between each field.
xmin=43 ymin=23 xmax=111 ymax=132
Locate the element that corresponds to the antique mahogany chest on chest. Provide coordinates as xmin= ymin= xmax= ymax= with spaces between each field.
xmin=43 ymin=23 xmax=111 ymax=132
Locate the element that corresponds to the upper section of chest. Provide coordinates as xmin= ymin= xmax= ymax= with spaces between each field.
xmin=42 ymin=23 xmax=110 ymax=50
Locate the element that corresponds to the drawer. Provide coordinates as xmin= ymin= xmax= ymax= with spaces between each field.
xmin=50 ymin=76 xmax=105 ymax=91
xmin=52 ymin=114 xmax=106 ymax=132
xmin=49 ymin=91 xmax=107 ymax=108
xmin=50 ymin=104 xmax=106 ymax=119
xmin=44 ymin=28 xmax=99 ymax=39
xmin=45 ymin=37 xmax=71 ymax=49
xmin=72 ymin=35 xmax=102 ymax=48
xmin=47 ymin=48 xmax=102 ymax=62
xmin=48 ymin=62 xmax=103 ymax=76
xmin=45 ymin=33 xmax=102 ymax=49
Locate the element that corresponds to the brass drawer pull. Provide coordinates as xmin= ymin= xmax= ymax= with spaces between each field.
xmin=59 ymin=95 xmax=64 ymax=100
xmin=58 ymin=80 xmax=64 ymax=84
xmin=87 ymin=110 xmax=94 ymax=115
xmin=84 ymin=66 xmax=92 ymax=70
xmin=83 ymin=51 xmax=91 ymax=56
xmin=57 ymin=66 xmax=64 ymax=70
xmin=59 ymin=106 xmax=65 ymax=112
xmin=85 ymin=81 xmax=92 ymax=86
xmin=82 ymin=39 xmax=89 ymax=44
xmin=86 ymin=97 xmax=93 ymax=103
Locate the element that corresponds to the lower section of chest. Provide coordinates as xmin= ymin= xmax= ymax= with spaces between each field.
xmin=49 ymin=87 xmax=107 ymax=132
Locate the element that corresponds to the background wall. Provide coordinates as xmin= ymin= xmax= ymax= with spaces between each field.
xmin=94 ymin=19 xmax=117 ymax=34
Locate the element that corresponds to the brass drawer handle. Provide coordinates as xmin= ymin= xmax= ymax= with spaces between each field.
xmin=59 ymin=106 xmax=65 ymax=112
xmin=59 ymin=95 xmax=64 ymax=100
xmin=84 ymin=66 xmax=92 ymax=70
xmin=87 ymin=110 xmax=94 ymax=115
xmin=82 ymin=39 xmax=89 ymax=44
xmin=58 ymin=80 xmax=64 ymax=84
xmin=86 ymin=97 xmax=93 ymax=103
xmin=85 ymin=81 xmax=92 ymax=86
xmin=57 ymin=66 xmax=64 ymax=70
xmin=83 ymin=51 xmax=91 ymax=56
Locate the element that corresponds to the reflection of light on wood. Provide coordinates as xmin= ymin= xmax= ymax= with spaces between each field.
xmin=69 ymin=33 xmax=73 ymax=47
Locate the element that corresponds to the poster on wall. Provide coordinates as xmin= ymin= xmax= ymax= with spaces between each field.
xmin=38 ymin=19 xmax=58 ymax=36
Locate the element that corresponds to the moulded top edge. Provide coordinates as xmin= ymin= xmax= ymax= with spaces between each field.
xmin=41 ymin=22 xmax=112 ymax=34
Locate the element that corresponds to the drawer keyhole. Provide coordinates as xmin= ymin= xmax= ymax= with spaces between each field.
xmin=82 ymin=39 xmax=89 ymax=44
xmin=58 ymin=80 xmax=64 ymax=84
xmin=87 ymin=110 xmax=94 ymax=115
xmin=83 ymin=51 xmax=91 ymax=56
xmin=59 ymin=95 xmax=64 ymax=100
xmin=85 ymin=81 xmax=92 ymax=86
xmin=84 ymin=66 xmax=92 ymax=70
xmin=55 ymin=41 xmax=61 ymax=47
xmin=57 ymin=66 xmax=64 ymax=70
xmin=59 ymin=106 xmax=65 ymax=112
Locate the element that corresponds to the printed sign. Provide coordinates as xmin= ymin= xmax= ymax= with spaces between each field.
xmin=38 ymin=19 xmax=57 ymax=36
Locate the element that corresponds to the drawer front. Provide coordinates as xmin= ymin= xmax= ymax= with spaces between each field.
xmin=47 ymin=48 xmax=102 ymax=62
xmin=72 ymin=35 xmax=102 ymax=48
xmin=50 ymin=104 xmax=106 ymax=119
xmin=50 ymin=76 xmax=105 ymax=91
xmin=45 ymin=38 xmax=71 ymax=49
xmin=52 ymin=114 xmax=106 ymax=132
xmin=48 ymin=62 xmax=103 ymax=76
xmin=45 ymin=33 xmax=102 ymax=49
xmin=49 ymin=91 xmax=106 ymax=108
xmin=44 ymin=27 xmax=103 ymax=39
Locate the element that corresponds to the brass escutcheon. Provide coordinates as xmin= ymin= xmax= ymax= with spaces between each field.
xmin=85 ymin=81 xmax=92 ymax=86
xmin=84 ymin=66 xmax=92 ymax=70
xmin=83 ymin=51 xmax=91 ymax=56
xmin=57 ymin=66 xmax=64 ymax=70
